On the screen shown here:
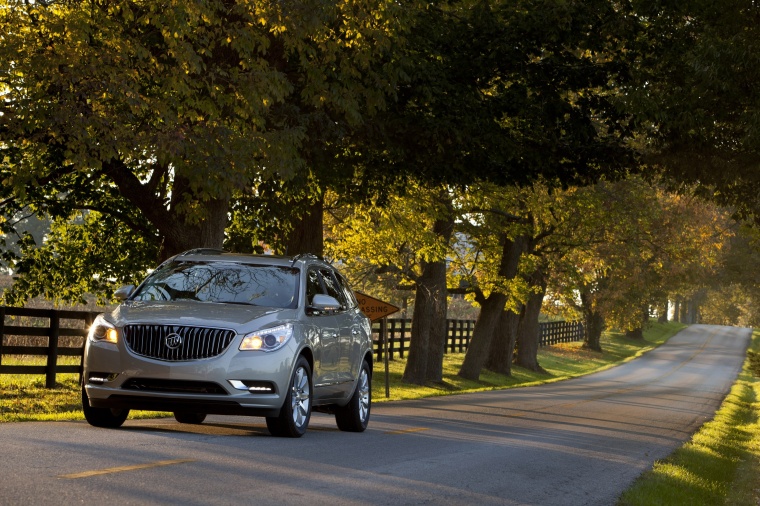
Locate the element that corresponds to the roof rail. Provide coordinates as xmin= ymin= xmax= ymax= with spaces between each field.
xmin=180 ymin=248 xmax=227 ymax=256
xmin=290 ymin=253 xmax=320 ymax=266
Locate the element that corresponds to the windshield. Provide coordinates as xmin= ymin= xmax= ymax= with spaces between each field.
xmin=131 ymin=261 xmax=299 ymax=309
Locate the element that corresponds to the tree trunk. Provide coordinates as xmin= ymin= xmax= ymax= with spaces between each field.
xmin=284 ymin=196 xmax=324 ymax=257
xmin=580 ymin=288 xmax=604 ymax=352
xmin=105 ymin=160 xmax=231 ymax=261
xmin=402 ymin=269 xmax=435 ymax=385
xmin=402 ymin=259 xmax=448 ymax=385
xmin=458 ymin=235 xmax=526 ymax=381
xmin=458 ymin=293 xmax=507 ymax=380
xmin=514 ymin=268 xmax=547 ymax=373
xmin=680 ymin=299 xmax=690 ymax=323
xmin=160 ymin=196 xmax=230 ymax=259
xmin=673 ymin=297 xmax=681 ymax=323
xmin=626 ymin=304 xmax=649 ymax=340
xmin=686 ymin=299 xmax=699 ymax=324
xmin=657 ymin=299 xmax=669 ymax=323
xmin=424 ymin=258 xmax=450 ymax=383
xmin=485 ymin=309 xmax=520 ymax=375
xmin=403 ymin=206 xmax=454 ymax=385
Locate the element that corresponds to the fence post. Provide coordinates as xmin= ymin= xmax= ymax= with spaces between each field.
xmin=374 ymin=321 xmax=382 ymax=363
xmin=381 ymin=317 xmax=390 ymax=399
xmin=46 ymin=309 xmax=60 ymax=388
xmin=388 ymin=320 xmax=396 ymax=361
xmin=400 ymin=319 xmax=407 ymax=361
xmin=0 ymin=306 xmax=4 ymax=368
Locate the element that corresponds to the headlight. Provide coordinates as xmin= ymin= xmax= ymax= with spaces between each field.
xmin=240 ymin=324 xmax=293 ymax=352
xmin=88 ymin=315 xmax=118 ymax=344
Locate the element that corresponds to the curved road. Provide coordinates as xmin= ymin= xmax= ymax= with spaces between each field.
xmin=0 ymin=324 xmax=750 ymax=505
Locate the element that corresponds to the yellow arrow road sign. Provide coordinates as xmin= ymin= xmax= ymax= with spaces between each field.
xmin=354 ymin=291 xmax=400 ymax=321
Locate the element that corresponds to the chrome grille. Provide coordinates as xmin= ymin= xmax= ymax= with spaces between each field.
xmin=123 ymin=325 xmax=236 ymax=361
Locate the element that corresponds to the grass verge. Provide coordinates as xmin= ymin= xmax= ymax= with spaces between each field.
xmin=0 ymin=321 xmax=686 ymax=422
xmin=618 ymin=328 xmax=760 ymax=506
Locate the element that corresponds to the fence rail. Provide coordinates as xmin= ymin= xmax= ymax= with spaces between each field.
xmin=0 ymin=307 xmax=99 ymax=387
xmin=0 ymin=306 xmax=585 ymax=387
xmin=371 ymin=318 xmax=585 ymax=361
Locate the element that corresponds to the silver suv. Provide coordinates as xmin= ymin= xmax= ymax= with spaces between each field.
xmin=82 ymin=249 xmax=373 ymax=437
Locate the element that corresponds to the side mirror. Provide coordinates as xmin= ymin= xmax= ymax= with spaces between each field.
xmin=114 ymin=285 xmax=135 ymax=302
xmin=309 ymin=294 xmax=342 ymax=314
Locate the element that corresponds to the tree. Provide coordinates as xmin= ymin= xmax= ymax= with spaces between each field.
xmin=360 ymin=0 xmax=644 ymax=382
xmin=0 ymin=0 xmax=407 ymax=293
xmin=546 ymin=179 xmax=733 ymax=349
xmin=628 ymin=0 xmax=760 ymax=221
xmin=3 ymin=210 xmax=158 ymax=305
xmin=325 ymin=184 xmax=457 ymax=385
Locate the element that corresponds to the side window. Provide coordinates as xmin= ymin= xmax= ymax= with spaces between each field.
xmin=336 ymin=272 xmax=358 ymax=309
xmin=306 ymin=269 xmax=323 ymax=304
xmin=320 ymin=269 xmax=348 ymax=309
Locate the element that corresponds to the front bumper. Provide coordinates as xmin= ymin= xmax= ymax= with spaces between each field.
xmin=83 ymin=337 xmax=297 ymax=417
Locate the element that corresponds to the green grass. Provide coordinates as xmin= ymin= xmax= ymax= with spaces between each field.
xmin=0 ymin=321 xmax=686 ymax=422
xmin=618 ymin=328 xmax=760 ymax=506
xmin=0 ymin=357 xmax=169 ymax=422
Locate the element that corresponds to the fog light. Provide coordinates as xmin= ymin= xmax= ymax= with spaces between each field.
xmin=228 ymin=380 xmax=275 ymax=394
xmin=88 ymin=373 xmax=118 ymax=384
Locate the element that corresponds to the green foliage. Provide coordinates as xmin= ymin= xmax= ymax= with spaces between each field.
xmin=325 ymin=185 xmax=455 ymax=304
xmin=628 ymin=0 xmax=760 ymax=222
xmin=2 ymin=210 xmax=159 ymax=305
xmin=545 ymin=178 xmax=733 ymax=332
xmin=365 ymin=0 xmax=641 ymax=188
xmin=0 ymin=0 xmax=409 ymax=301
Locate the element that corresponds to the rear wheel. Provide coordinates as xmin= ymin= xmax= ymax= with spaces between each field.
xmin=335 ymin=360 xmax=371 ymax=432
xmin=173 ymin=412 xmax=207 ymax=424
xmin=266 ymin=356 xmax=312 ymax=438
xmin=81 ymin=384 xmax=129 ymax=428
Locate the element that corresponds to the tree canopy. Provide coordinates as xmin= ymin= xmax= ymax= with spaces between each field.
xmin=0 ymin=0 xmax=406 ymax=258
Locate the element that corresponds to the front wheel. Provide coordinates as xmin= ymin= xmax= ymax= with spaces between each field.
xmin=266 ymin=356 xmax=312 ymax=438
xmin=335 ymin=360 xmax=371 ymax=432
xmin=81 ymin=384 xmax=129 ymax=428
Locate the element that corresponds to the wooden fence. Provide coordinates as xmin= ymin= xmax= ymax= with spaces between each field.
xmin=539 ymin=320 xmax=585 ymax=347
xmin=0 ymin=306 xmax=585 ymax=387
xmin=371 ymin=318 xmax=585 ymax=361
xmin=0 ymin=307 xmax=99 ymax=387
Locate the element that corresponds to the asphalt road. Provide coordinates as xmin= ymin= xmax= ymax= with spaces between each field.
xmin=0 ymin=324 xmax=750 ymax=505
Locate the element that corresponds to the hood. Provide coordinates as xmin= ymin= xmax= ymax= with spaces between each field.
xmin=107 ymin=300 xmax=296 ymax=331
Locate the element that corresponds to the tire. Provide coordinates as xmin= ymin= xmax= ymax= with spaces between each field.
xmin=173 ymin=412 xmax=207 ymax=424
xmin=266 ymin=356 xmax=312 ymax=438
xmin=335 ymin=360 xmax=371 ymax=432
xmin=81 ymin=384 xmax=129 ymax=428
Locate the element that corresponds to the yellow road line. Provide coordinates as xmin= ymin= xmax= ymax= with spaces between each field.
xmin=384 ymin=427 xmax=430 ymax=435
xmin=59 ymin=458 xmax=195 ymax=479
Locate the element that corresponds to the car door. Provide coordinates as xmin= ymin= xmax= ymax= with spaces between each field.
xmin=305 ymin=267 xmax=343 ymax=400
xmin=318 ymin=268 xmax=357 ymax=391
xmin=339 ymin=272 xmax=370 ymax=380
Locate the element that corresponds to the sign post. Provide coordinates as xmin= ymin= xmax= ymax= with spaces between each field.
xmin=355 ymin=292 xmax=400 ymax=399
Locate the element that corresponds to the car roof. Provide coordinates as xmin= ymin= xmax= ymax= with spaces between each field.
xmin=171 ymin=249 xmax=323 ymax=268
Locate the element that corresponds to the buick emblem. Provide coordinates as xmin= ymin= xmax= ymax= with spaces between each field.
xmin=165 ymin=333 xmax=183 ymax=350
